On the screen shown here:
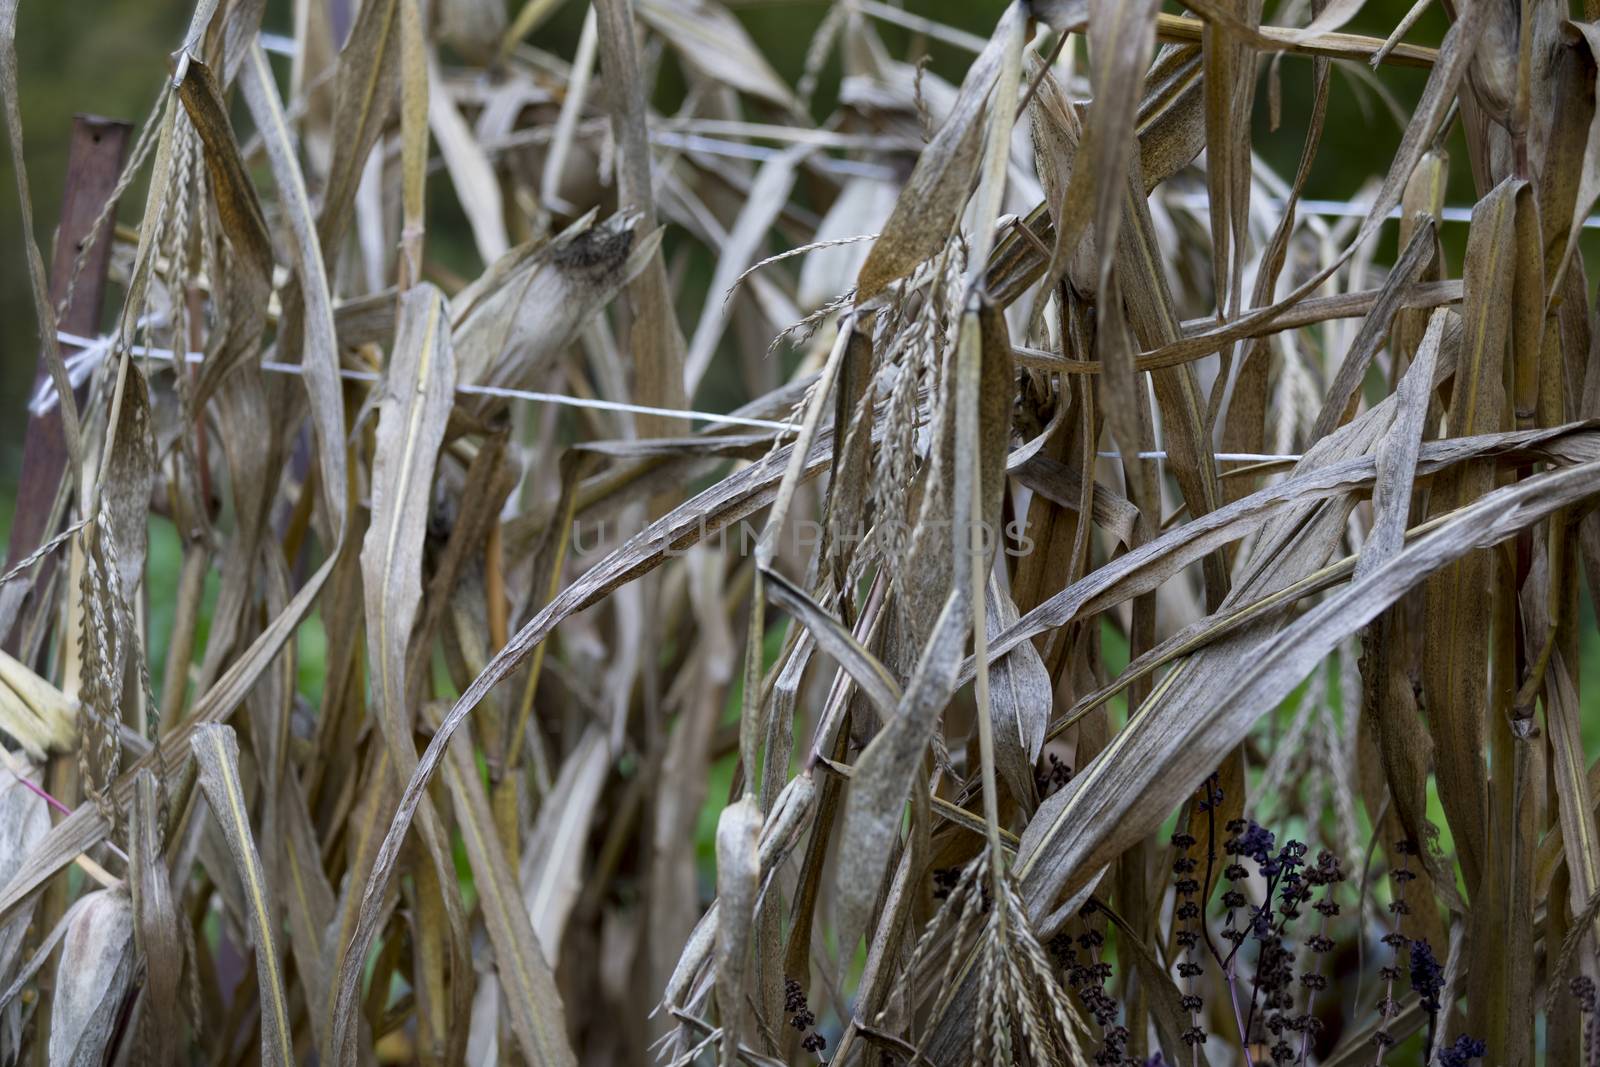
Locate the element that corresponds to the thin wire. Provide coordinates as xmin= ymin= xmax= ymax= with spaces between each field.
xmin=648 ymin=131 xmax=898 ymax=181
xmin=56 ymin=332 xmax=1307 ymax=462
xmin=1166 ymin=192 xmax=1600 ymax=230
xmin=53 ymin=331 xmax=797 ymax=433
xmin=1098 ymin=450 xmax=1303 ymax=462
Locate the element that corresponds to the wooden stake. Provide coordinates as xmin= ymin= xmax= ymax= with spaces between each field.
xmin=2 ymin=114 xmax=131 ymax=660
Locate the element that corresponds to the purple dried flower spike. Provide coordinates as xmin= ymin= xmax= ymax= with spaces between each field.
xmin=1407 ymin=938 xmax=1444 ymax=1014
xmin=1436 ymin=1035 xmax=1485 ymax=1067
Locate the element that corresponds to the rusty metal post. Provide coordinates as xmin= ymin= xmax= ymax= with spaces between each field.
xmin=3 ymin=114 xmax=132 ymax=657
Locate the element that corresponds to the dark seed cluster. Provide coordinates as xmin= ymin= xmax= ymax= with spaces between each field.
xmin=1572 ymin=974 xmax=1597 ymax=1014
xmin=1436 ymin=1035 xmax=1487 ymax=1067
xmin=1036 ymin=752 xmax=1074 ymax=798
xmin=1170 ymin=815 xmax=1207 ymax=1054
xmin=784 ymin=977 xmax=827 ymax=1055
xmin=1053 ymin=902 xmax=1135 ymax=1065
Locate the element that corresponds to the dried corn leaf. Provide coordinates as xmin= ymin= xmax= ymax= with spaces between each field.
xmin=176 ymin=59 xmax=272 ymax=408
xmin=0 ymin=651 xmax=75 ymax=759
xmin=47 ymin=890 xmax=134 ymax=1067
xmin=985 ymin=577 xmax=1050 ymax=810
xmin=713 ymin=795 xmax=761 ymax=1065
xmin=521 ymin=727 xmax=607 ymax=962
xmin=1016 ymin=455 xmax=1600 ymax=910
xmin=761 ymin=569 xmax=902 ymax=721
xmin=318 ymin=0 xmax=400 ymax=251
xmin=128 ymin=769 xmax=180 ymax=1065
xmin=190 ymin=725 xmax=292 ymax=1065
xmin=0 ymin=756 xmax=46 ymax=1054
xmin=1421 ymin=178 xmax=1526 ymax=893
xmin=853 ymin=3 xmax=1020 ymax=302
xmin=438 ymin=710 xmax=577 ymax=1066
xmin=637 ymin=0 xmax=799 ymax=111
xmin=427 ymin=50 xmax=507 ymax=265
xmin=449 ymin=214 xmax=657 ymax=398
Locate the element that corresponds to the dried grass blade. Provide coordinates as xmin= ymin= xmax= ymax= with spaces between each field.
xmin=318 ymin=0 xmax=400 ymax=251
xmin=1422 ymin=180 xmax=1524 ymax=893
xmin=176 ymin=59 xmax=273 ymax=409
xmin=339 ymin=283 xmax=475 ymax=1064
xmin=762 ymin=569 xmax=902 ymax=721
xmin=190 ymin=724 xmax=292 ymax=1066
xmin=594 ymin=0 xmax=686 ymax=440
xmin=684 ymin=144 xmax=808 ymax=394
xmin=833 ymin=588 xmax=966 ymax=986
xmin=521 ymin=727 xmax=607 ymax=961
xmin=1532 ymin=25 xmax=1593 ymax=295
xmin=853 ymin=4 xmax=1017 ymax=302
xmin=1200 ymin=0 xmax=1262 ymax=320
xmin=129 ymin=769 xmax=180 ymax=1065
xmin=361 ymin=285 xmax=454 ymax=791
xmin=277 ymin=769 xmax=336 ymax=1057
xmin=427 ymin=49 xmax=507 ymax=264
xmin=438 ymin=711 xmax=577 ymax=1066
xmin=713 ymin=796 xmax=761 ymax=1065
xmin=985 ymin=578 xmax=1050 ymax=809
xmin=1544 ymin=649 xmax=1600 ymax=944
xmin=637 ymin=0 xmax=800 ymax=111
xmin=95 ymin=358 xmax=153 ymax=602
xmin=1358 ymin=312 xmax=1447 ymax=891
xmin=1013 ymin=457 xmax=1600 ymax=917
xmin=398 ymin=0 xmax=428 ymax=286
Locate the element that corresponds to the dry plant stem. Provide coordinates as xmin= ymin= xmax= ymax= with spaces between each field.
xmin=592 ymin=0 xmax=686 ymax=445
xmin=502 ymin=462 xmax=579 ymax=776
xmin=1196 ymin=789 xmax=1257 ymax=1066
xmin=1299 ymin=905 xmax=1333 ymax=1064
xmin=1227 ymin=957 xmax=1256 ymax=1067
xmin=971 ymin=500 xmax=1004 ymax=887
xmin=964 ymin=1 xmax=1023 ymax=896
xmin=157 ymin=543 xmax=207 ymax=722
xmin=1373 ymin=868 xmax=1410 ymax=1064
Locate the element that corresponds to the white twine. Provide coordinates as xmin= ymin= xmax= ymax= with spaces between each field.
xmin=47 ymin=330 xmax=796 ymax=432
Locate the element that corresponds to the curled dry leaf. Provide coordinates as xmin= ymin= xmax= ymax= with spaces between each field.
xmin=48 ymin=889 xmax=135 ymax=1067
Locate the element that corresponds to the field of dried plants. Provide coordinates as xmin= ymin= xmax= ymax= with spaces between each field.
xmin=3 ymin=0 xmax=1600 ymax=1064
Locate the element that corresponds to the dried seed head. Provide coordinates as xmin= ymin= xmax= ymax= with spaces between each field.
xmin=49 ymin=889 xmax=136 ymax=1067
